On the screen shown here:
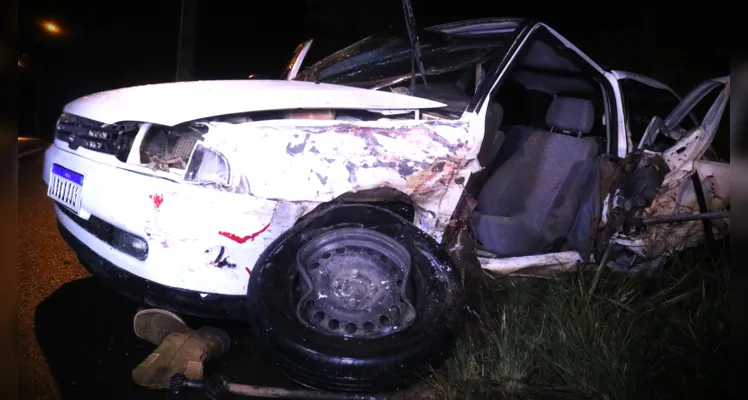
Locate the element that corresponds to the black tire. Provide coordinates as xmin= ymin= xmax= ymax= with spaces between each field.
xmin=247 ymin=204 xmax=464 ymax=392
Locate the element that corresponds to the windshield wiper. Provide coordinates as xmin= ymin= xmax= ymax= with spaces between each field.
xmin=401 ymin=0 xmax=428 ymax=95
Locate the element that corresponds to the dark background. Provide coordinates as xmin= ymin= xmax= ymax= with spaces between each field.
xmin=18 ymin=0 xmax=728 ymax=139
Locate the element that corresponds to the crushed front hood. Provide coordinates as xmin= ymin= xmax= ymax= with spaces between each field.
xmin=63 ymin=80 xmax=446 ymax=126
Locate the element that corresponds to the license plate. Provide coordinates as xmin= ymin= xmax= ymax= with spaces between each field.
xmin=48 ymin=164 xmax=84 ymax=213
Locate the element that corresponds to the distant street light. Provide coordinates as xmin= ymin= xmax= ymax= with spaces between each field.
xmin=41 ymin=20 xmax=62 ymax=35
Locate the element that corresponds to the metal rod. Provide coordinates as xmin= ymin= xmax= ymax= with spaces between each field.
xmin=641 ymin=211 xmax=729 ymax=226
xmin=171 ymin=375 xmax=388 ymax=400
xmin=401 ymin=0 xmax=427 ymax=91
xmin=690 ymin=173 xmax=715 ymax=243
xmin=225 ymin=382 xmax=386 ymax=399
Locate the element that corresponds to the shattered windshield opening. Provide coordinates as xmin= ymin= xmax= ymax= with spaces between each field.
xmin=295 ymin=26 xmax=516 ymax=88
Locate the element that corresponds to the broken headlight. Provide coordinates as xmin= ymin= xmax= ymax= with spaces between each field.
xmin=184 ymin=143 xmax=231 ymax=187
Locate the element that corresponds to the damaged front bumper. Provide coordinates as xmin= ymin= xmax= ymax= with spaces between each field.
xmin=44 ymin=143 xmax=307 ymax=297
xmin=56 ymin=221 xmax=247 ymax=319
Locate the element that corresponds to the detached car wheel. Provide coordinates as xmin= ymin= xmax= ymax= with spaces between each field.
xmin=247 ymin=204 xmax=463 ymax=391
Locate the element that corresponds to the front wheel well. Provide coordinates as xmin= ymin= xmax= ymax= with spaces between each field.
xmin=298 ymin=188 xmax=415 ymax=224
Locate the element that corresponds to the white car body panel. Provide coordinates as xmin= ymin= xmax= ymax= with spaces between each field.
xmin=197 ymin=117 xmax=480 ymax=241
xmin=47 ymin=80 xmax=481 ymax=295
xmin=63 ymin=80 xmax=446 ymax=126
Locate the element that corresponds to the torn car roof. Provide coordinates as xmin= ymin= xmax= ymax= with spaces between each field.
xmin=63 ymin=80 xmax=447 ymax=126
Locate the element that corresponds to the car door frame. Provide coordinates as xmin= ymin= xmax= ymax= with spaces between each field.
xmin=460 ymin=21 xmax=628 ymax=274
xmin=464 ymin=20 xmax=626 ymax=158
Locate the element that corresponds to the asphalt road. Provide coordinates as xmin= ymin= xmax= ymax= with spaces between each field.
xmin=19 ymin=150 xmax=89 ymax=399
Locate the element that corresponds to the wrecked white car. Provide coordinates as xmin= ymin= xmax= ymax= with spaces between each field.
xmin=43 ymin=18 xmax=729 ymax=390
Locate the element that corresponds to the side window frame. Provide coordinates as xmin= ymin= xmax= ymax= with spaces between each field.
xmin=663 ymin=80 xmax=725 ymax=132
xmin=660 ymin=79 xmax=729 ymax=168
xmin=619 ymin=78 xmax=685 ymax=148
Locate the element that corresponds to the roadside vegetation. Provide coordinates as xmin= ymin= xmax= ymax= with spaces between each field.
xmin=426 ymin=241 xmax=729 ymax=400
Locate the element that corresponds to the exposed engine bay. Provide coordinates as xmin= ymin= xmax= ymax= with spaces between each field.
xmin=140 ymin=126 xmax=204 ymax=172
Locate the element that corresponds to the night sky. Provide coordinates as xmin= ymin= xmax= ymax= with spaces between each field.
xmin=18 ymin=0 xmax=728 ymax=138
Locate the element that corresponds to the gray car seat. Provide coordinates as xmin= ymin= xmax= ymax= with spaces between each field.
xmin=465 ymin=102 xmax=506 ymax=195
xmin=471 ymin=96 xmax=599 ymax=257
xmin=476 ymin=102 xmax=505 ymax=170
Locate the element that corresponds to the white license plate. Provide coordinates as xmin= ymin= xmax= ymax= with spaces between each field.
xmin=48 ymin=164 xmax=84 ymax=213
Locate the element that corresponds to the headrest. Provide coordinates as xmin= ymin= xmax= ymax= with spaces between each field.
xmin=545 ymin=96 xmax=594 ymax=134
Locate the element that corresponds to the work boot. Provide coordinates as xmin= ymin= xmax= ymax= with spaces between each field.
xmin=131 ymin=309 xmax=230 ymax=390
xmin=133 ymin=308 xmax=191 ymax=345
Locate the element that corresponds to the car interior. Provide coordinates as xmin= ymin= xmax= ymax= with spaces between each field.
xmin=386 ymin=31 xmax=613 ymax=259
xmin=469 ymin=36 xmax=612 ymax=259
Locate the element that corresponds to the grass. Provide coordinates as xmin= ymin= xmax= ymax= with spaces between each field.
xmin=426 ymin=241 xmax=729 ymax=400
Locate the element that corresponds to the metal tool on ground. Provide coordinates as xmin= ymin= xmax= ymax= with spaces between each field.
xmin=170 ymin=374 xmax=391 ymax=400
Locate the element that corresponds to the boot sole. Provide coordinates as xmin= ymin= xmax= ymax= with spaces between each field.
xmin=133 ymin=308 xmax=186 ymax=344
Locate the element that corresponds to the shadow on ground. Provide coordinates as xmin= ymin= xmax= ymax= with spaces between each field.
xmin=35 ymin=277 xmax=298 ymax=400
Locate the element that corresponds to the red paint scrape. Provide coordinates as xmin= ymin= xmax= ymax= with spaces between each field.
xmin=245 ymin=267 xmax=251 ymax=275
xmin=149 ymin=194 xmax=164 ymax=209
xmin=218 ymin=223 xmax=271 ymax=244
